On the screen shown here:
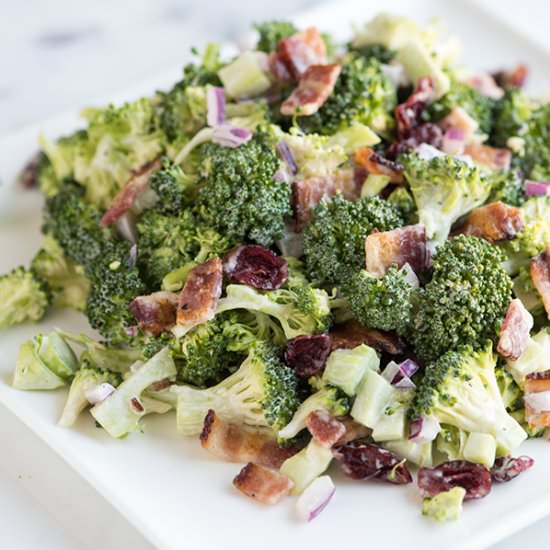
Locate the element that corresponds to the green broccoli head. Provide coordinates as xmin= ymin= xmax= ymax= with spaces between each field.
xmin=348 ymin=42 xmax=396 ymax=64
xmin=195 ymin=134 xmax=292 ymax=247
xmin=511 ymin=196 xmax=550 ymax=258
xmin=386 ymin=186 xmax=418 ymax=224
xmin=409 ymin=343 xmax=526 ymax=454
xmin=303 ymin=193 xmax=404 ymax=286
xmin=409 ymin=235 xmax=513 ymax=363
xmin=401 ymin=152 xmax=492 ymax=245
xmin=149 ymin=159 xmax=197 ymax=215
xmin=254 ymin=20 xmax=298 ymax=53
xmin=0 ymin=267 xmax=51 ymax=330
xmin=173 ymin=342 xmax=301 ymax=435
xmin=495 ymin=363 xmax=523 ymax=413
xmin=518 ymin=103 xmax=550 ymax=180
xmin=491 ymin=87 xmax=533 ymax=147
xmin=344 ymin=266 xmax=413 ymax=334
xmin=296 ymin=54 xmax=396 ymax=135
xmin=485 ymin=170 xmax=526 ymax=207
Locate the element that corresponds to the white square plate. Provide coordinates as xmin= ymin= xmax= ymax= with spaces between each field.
xmin=2 ymin=1 xmax=550 ymax=549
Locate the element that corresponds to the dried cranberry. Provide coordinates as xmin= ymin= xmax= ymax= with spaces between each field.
xmin=223 ymin=245 xmax=288 ymax=290
xmin=332 ymin=441 xmax=413 ymax=485
xmin=19 ymin=151 xmax=45 ymax=189
xmin=395 ymin=77 xmax=436 ymax=138
xmin=491 ymin=456 xmax=534 ymax=482
xmin=284 ymin=334 xmax=331 ymax=378
xmin=418 ymin=460 xmax=492 ymax=500
xmin=386 ymin=123 xmax=443 ymax=160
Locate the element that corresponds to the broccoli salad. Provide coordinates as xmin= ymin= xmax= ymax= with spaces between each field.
xmin=4 ymin=12 xmax=550 ymax=522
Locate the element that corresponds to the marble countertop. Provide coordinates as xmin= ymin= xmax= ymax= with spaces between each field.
xmin=2 ymin=1 xmax=550 ymax=549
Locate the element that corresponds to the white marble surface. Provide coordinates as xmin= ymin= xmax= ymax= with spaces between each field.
xmin=2 ymin=1 xmax=550 ymax=549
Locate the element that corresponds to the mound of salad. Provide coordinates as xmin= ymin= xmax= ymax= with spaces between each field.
xmin=3 ymin=12 xmax=550 ymax=522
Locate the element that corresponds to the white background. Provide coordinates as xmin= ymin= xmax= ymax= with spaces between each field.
xmin=1 ymin=0 xmax=549 ymax=548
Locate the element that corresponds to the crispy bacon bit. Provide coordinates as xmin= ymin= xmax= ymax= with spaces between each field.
xmin=531 ymin=247 xmax=550 ymax=320
xmin=464 ymin=143 xmax=512 ymax=171
xmin=493 ymin=64 xmax=528 ymax=89
xmin=268 ymin=52 xmax=294 ymax=82
xmin=176 ymin=257 xmax=223 ymax=330
xmin=100 ymin=157 xmax=162 ymax=227
xmin=365 ymin=224 xmax=429 ymax=277
xmin=201 ymin=411 xmax=300 ymax=469
xmin=354 ymin=148 xmax=404 ymax=183
xmin=524 ymin=371 xmax=550 ymax=427
xmin=129 ymin=291 xmax=178 ymax=336
xmin=497 ymin=299 xmax=534 ymax=361
xmin=466 ymin=73 xmax=504 ymax=99
xmin=292 ymin=169 xmax=360 ymax=230
xmin=455 ymin=201 xmax=524 ymax=243
xmin=233 ymin=463 xmax=293 ymax=505
xmin=306 ymin=410 xmax=346 ymax=448
xmin=276 ymin=27 xmax=326 ymax=80
xmin=334 ymin=417 xmax=370 ymax=446
xmin=330 ymin=320 xmax=406 ymax=355
xmin=281 ymin=64 xmax=341 ymax=116
xmin=395 ymin=77 xmax=436 ymax=138
xmin=439 ymin=106 xmax=479 ymax=140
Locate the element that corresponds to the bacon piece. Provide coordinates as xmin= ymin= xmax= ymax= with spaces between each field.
xmin=233 ymin=463 xmax=293 ymax=505
xmin=281 ymin=64 xmax=341 ymax=116
xmin=466 ymin=73 xmax=504 ymax=99
xmin=200 ymin=411 xmax=300 ymax=469
xmin=129 ymin=291 xmax=178 ymax=336
xmin=439 ymin=106 xmax=478 ymax=141
xmin=329 ymin=320 xmax=406 ymax=355
xmin=306 ymin=410 xmax=346 ymax=448
xmin=524 ymin=371 xmax=550 ymax=427
xmin=354 ymin=148 xmax=404 ymax=183
xmin=497 ymin=299 xmax=534 ymax=361
xmin=493 ymin=64 xmax=528 ymax=89
xmin=176 ymin=257 xmax=223 ymax=330
xmin=292 ymin=169 xmax=359 ymax=230
xmin=464 ymin=143 xmax=512 ymax=171
xmin=268 ymin=52 xmax=293 ymax=82
xmin=276 ymin=27 xmax=326 ymax=80
xmin=365 ymin=224 xmax=429 ymax=277
xmin=531 ymin=247 xmax=550 ymax=320
xmin=455 ymin=201 xmax=524 ymax=243
xmin=100 ymin=157 xmax=162 ymax=227
xmin=395 ymin=77 xmax=436 ymax=138
xmin=334 ymin=417 xmax=370 ymax=446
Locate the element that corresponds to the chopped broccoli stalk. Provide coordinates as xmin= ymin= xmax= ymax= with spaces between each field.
xmin=360 ymin=174 xmax=391 ymax=197
xmin=279 ymin=439 xmax=333 ymax=495
xmin=303 ymin=193 xmax=403 ymax=286
xmin=409 ymin=236 xmax=512 ymax=363
xmin=254 ymin=20 xmax=298 ymax=53
xmin=485 ymin=170 xmax=526 ymax=207
xmin=409 ymin=344 xmax=527 ymax=455
xmin=436 ymin=424 xmax=467 ymax=461
xmin=344 ymin=266 xmax=413 ymax=334
xmin=511 ymin=196 xmax=550 ymax=258
xmin=372 ymin=389 xmax=414 ymax=442
xmin=351 ymin=369 xmax=396 ymax=429
xmin=218 ymin=52 xmax=271 ymax=99
xmin=506 ymin=328 xmax=550 ymax=388
xmin=172 ymin=343 xmax=300 ymax=435
xmin=422 ymin=487 xmax=466 ymax=522
xmin=0 ymin=267 xmax=51 ymax=330
xmin=513 ymin=266 xmax=544 ymax=316
xmin=277 ymin=385 xmax=350 ymax=440
xmin=327 ymin=124 xmax=381 ymax=152
xmin=462 ymin=432 xmax=497 ymax=467
xmin=58 ymin=366 xmax=121 ymax=427
xmin=384 ymin=440 xmax=433 ymax=468
xmin=322 ymin=344 xmax=380 ymax=396
xmin=401 ymin=153 xmax=491 ymax=245
xmin=491 ymin=87 xmax=533 ymax=147
xmin=36 ymin=332 xmax=79 ymax=379
xmin=495 ymin=365 xmax=524 ymax=412
xmin=91 ymin=347 xmax=177 ymax=438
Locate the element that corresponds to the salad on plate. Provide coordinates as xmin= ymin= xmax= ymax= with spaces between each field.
xmin=2 ymin=12 xmax=550 ymax=523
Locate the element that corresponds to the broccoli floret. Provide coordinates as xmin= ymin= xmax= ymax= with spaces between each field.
xmin=31 ymin=235 xmax=90 ymax=311
xmin=41 ymin=99 xmax=164 ymax=208
xmin=495 ymin=364 xmax=523 ymax=412
xmin=34 ymin=154 xmax=61 ymax=198
xmin=425 ymin=78 xmax=495 ymax=135
xmin=173 ymin=342 xmax=300 ymax=435
xmin=422 ymin=487 xmax=466 ymax=522
xmin=0 ymin=267 xmax=51 ymax=330
xmin=349 ymin=43 xmax=396 ymax=64
xmin=344 ymin=266 xmax=413 ymax=334
xmin=303 ymin=194 xmax=403 ymax=286
xmin=195 ymin=134 xmax=291 ymax=246
xmin=409 ymin=236 xmax=513 ymax=363
xmin=518 ymin=103 xmax=550 ymax=180
xmin=149 ymin=160 xmax=197 ymax=215
xmin=506 ymin=328 xmax=550 ymax=388
xmin=513 ymin=266 xmax=544 ymax=316
xmin=277 ymin=385 xmax=350 ymax=440
xmin=296 ymin=54 xmax=396 ymax=135
xmin=386 ymin=186 xmax=418 ymax=224
xmin=254 ymin=20 xmax=298 ymax=52
xmin=409 ymin=344 xmax=527 ymax=454
xmin=491 ymin=87 xmax=533 ymax=147
xmin=485 ymin=170 xmax=526 ymax=207
xmin=511 ymin=196 xmax=550 ymax=258
xmin=401 ymin=153 xmax=492 ymax=245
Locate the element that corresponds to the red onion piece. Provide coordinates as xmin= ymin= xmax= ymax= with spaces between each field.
xmin=524 ymin=180 xmax=550 ymax=197
xmin=296 ymin=475 xmax=335 ymax=522
xmin=398 ymin=358 xmax=420 ymax=379
xmin=409 ymin=415 xmax=441 ymax=442
xmin=128 ymin=244 xmax=138 ymax=268
xmin=277 ymin=141 xmax=298 ymax=176
xmin=441 ymin=127 xmax=466 ymax=155
xmin=115 ymin=212 xmax=138 ymax=244
xmin=399 ymin=263 xmax=420 ymax=288
xmin=85 ymin=383 xmax=116 ymax=405
xmin=211 ymin=123 xmax=252 ymax=148
xmin=207 ymin=86 xmax=226 ymax=127
xmin=382 ymin=359 xmax=419 ymax=388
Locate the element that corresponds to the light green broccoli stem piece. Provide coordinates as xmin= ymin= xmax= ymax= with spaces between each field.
xmin=422 ymin=487 xmax=466 ymax=522
xmin=506 ymin=328 xmax=550 ymax=388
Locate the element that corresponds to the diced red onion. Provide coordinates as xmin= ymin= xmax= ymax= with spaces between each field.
xmin=125 ymin=325 xmax=139 ymax=337
xmin=415 ymin=143 xmax=445 ymax=160
xmin=207 ymin=86 xmax=226 ymax=127
xmin=212 ymin=123 xmax=252 ymax=148
xmin=382 ymin=360 xmax=418 ymax=389
xmin=398 ymin=358 xmax=420 ymax=379
xmin=85 ymin=383 xmax=116 ymax=405
xmin=524 ymin=180 xmax=550 ymax=197
xmin=274 ymin=167 xmax=291 ymax=184
xmin=441 ymin=127 xmax=466 ymax=155
xmin=399 ymin=263 xmax=420 ymax=288
xmin=409 ymin=415 xmax=441 ymax=442
xmin=115 ymin=212 xmax=138 ymax=244
xmin=128 ymin=244 xmax=138 ymax=268
xmin=277 ymin=141 xmax=298 ymax=176
xmin=524 ymin=391 xmax=550 ymax=413
xmin=295 ymin=475 xmax=335 ymax=522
